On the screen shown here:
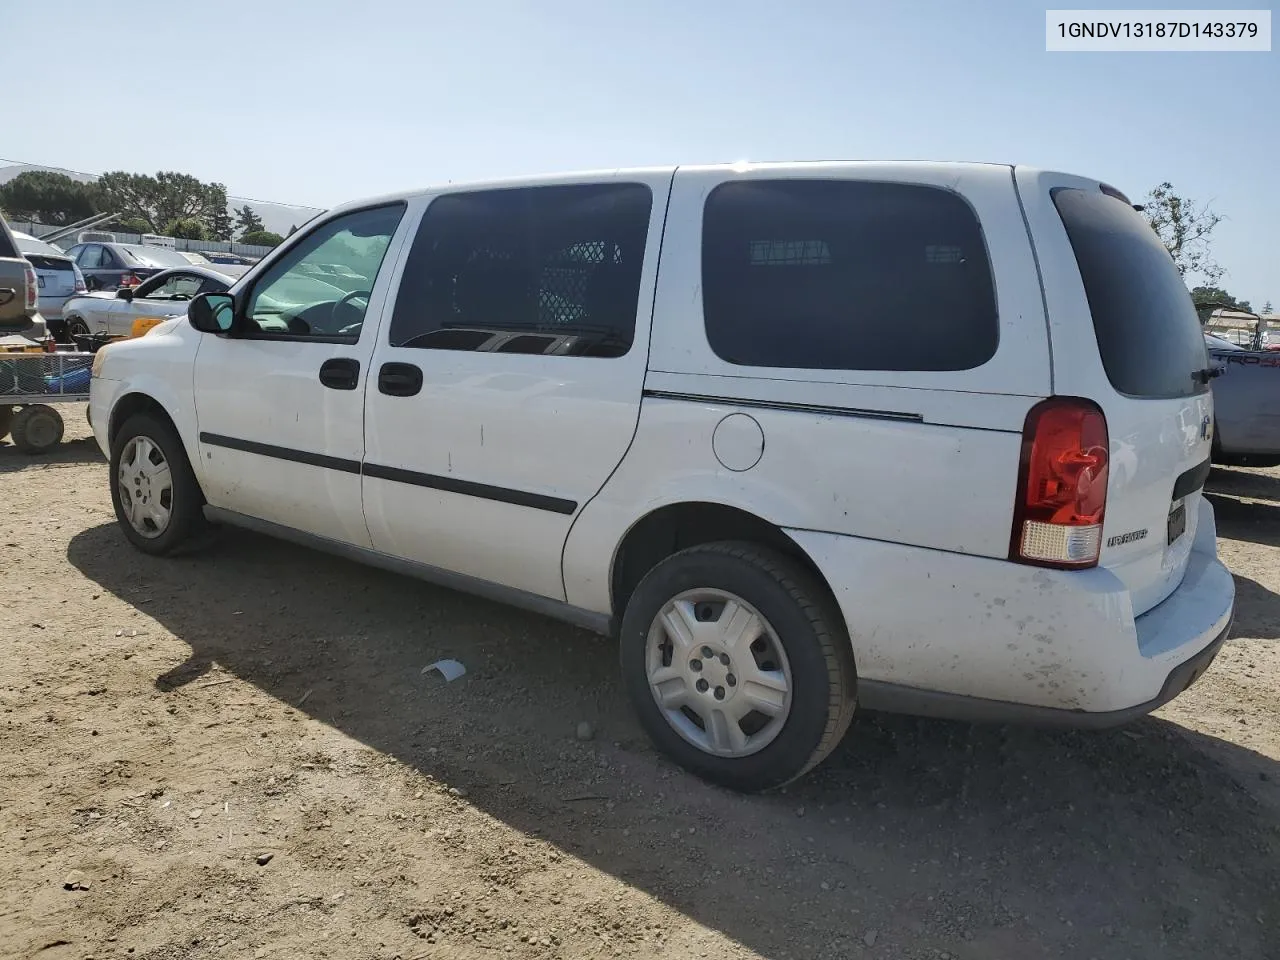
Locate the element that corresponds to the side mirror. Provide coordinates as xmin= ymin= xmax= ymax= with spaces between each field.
xmin=188 ymin=292 xmax=236 ymax=334
xmin=116 ymin=287 xmax=134 ymax=302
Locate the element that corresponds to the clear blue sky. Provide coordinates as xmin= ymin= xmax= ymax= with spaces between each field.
xmin=13 ymin=0 xmax=1278 ymax=306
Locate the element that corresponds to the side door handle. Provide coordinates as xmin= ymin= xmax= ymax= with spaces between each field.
xmin=319 ymin=357 xmax=361 ymax=390
xmin=378 ymin=362 xmax=423 ymax=397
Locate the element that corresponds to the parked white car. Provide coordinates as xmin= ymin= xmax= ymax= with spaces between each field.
xmin=12 ymin=230 xmax=87 ymax=325
xmin=63 ymin=265 xmax=246 ymax=338
xmin=89 ymin=162 xmax=1236 ymax=791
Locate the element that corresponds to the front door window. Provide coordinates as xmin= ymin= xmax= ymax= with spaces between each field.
xmin=240 ymin=205 xmax=406 ymax=341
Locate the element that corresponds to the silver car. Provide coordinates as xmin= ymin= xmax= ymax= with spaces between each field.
xmin=13 ymin=231 xmax=86 ymax=326
xmin=62 ymin=264 xmax=245 ymax=339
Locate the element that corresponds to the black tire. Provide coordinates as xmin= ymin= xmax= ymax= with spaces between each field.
xmin=10 ymin=404 xmax=64 ymax=454
xmin=66 ymin=316 xmax=91 ymax=339
xmin=110 ymin=412 xmax=207 ymax=555
xmin=619 ymin=541 xmax=857 ymax=792
xmin=0 ymin=405 xmax=13 ymax=440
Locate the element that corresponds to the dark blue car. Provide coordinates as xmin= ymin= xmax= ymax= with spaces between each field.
xmin=63 ymin=242 xmax=193 ymax=292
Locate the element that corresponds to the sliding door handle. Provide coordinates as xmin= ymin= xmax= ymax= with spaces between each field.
xmin=378 ymin=362 xmax=423 ymax=397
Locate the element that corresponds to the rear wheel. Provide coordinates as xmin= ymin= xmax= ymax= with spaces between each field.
xmin=66 ymin=316 xmax=90 ymax=340
xmin=0 ymin=405 xmax=13 ymax=440
xmin=10 ymin=405 xmax=64 ymax=454
xmin=619 ymin=541 xmax=856 ymax=792
xmin=110 ymin=412 xmax=207 ymax=555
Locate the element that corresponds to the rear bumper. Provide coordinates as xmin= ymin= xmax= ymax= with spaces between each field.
xmin=38 ymin=296 xmax=71 ymax=321
xmin=786 ymin=495 xmax=1236 ymax=721
xmin=855 ymin=617 xmax=1229 ymax=728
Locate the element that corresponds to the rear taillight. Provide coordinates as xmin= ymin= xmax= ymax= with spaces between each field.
xmin=120 ymin=273 xmax=142 ymax=287
xmin=24 ymin=264 xmax=38 ymax=309
xmin=73 ymin=266 xmax=87 ymax=293
xmin=1010 ymin=398 xmax=1109 ymax=569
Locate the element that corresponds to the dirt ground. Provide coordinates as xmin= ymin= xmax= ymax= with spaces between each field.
xmin=1 ymin=407 xmax=1277 ymax=960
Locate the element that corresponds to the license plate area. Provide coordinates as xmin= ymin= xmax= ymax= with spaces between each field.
xmin=1168 ymin=500 xmax=1187 ymax=545
xmin=37 ymin=276 xmax=45 ymax=289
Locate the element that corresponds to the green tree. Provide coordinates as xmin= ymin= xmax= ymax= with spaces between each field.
xmin=234 ymin=205 xmax=265 ymax=236
xmin=97 ymin=170 xmax=229 ymax=235
xmin=1264 ymin=300 xmax=1275 ymax=314
xmin=111 ymin=216 xmax=152 ymax=235
xmin=1189 ymin=285 xmax=1252 ymax=324
xmin=239 ymin=230 xmax=284 ymax=247
xmin=210 ymin=206 xmax=234 ymax=242
xmin=1142 ymin=182 xmax=1224 ymax=285
xmin=0 ymin=171 xmax=100 ymax=225
xmin=163 ymin=217 xmax=209 ymax=241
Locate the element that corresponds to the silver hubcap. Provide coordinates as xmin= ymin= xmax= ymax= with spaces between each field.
xmin=645 ymin=589 xmax=792 ymax=758
xmin=117 ymin=436 xmax=173 ymax=538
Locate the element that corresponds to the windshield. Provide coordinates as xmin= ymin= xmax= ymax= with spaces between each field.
xmin=14 ymin=233 xmax=68 ymax=259
xmin=119 ymin=245 xmax=193 ymax=268
xmin=1205 ymin=333 xmax=1245 ymax=351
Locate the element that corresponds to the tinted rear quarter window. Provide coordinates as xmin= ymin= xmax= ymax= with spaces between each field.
xmin=701 ymin=179 xmax=998 ymax=372
xmin=1052 ymin=188 xmax=1208 ymax=399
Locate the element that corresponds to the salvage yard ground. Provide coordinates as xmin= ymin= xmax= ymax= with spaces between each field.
xmin=1 ymin=408 xmax=1277 ymax=960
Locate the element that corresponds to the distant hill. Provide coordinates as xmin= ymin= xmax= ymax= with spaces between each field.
xmin=0 ymin=163 xmax=325 ymax=236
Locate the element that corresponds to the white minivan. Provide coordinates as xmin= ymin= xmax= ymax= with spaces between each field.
xmin=89 ymin=162 xmax=1235 ymax=792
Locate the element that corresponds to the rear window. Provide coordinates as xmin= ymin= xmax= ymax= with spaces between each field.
xmin=1052 ymin=188 xmax=1208 ymax=399
xmin=119 ymin=245 xmax=191 ymax=268
xmin=23 ymin=255 xmax=74 ymax=272
xmin=1204 ymin=334 xmax=1242 ymax=351
xmin=701 ymin=179 xmax=999 ymax=372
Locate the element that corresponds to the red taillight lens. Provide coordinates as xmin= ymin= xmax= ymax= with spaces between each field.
xmin=120 ymin=273 xmax=141 ymax=287
xmin=73 ymin=266 xmax=87 ymax=293
xmin=1011 ymin=398 xmax=1109 ymax=569
xmin=24 ymin=264 xmax=38 ymax=309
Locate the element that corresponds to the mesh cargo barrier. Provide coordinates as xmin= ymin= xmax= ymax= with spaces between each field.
xmin=0 ymin=354 xmax=94 ymax=398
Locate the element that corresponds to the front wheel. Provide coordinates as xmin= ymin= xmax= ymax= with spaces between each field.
xmin=110 ymin=412 xmax=207 ymax=555
xmin=66 ymin=316 xmax=91 ymax=340
xmin=619 ymin=541 xmax=857 ymax=792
